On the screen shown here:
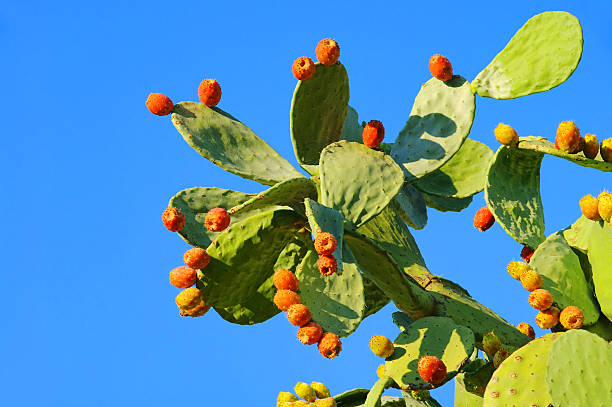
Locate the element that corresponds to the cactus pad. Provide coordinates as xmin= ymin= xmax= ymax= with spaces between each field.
xmin=392 ymin=185 xmax=428 ymax=230
xmin=171 ymin=102 xmax=302 ymax=185
xmin=304 ymin=198 xmax=344 ymax=272
xmin=422 ymin=192 xmax=472 ymax=213
xmin=364 ymin=376 xmax=393 ymax=407
xmin=392 ymin=311 xmax=414 ymax=332
xmin=518 ymin=137 xmax=612 ymax=172
xmin=587 ymin=220 xmax=612 ymax=321
xmin=562 ymin=215 xmax=601 ymax=252
xmin=472 ymin=11 xmax=582 ymax=99
xmin=334 ymin=388 xmax=369 ymax=407
xmin=391 ymin=76 xmax=476 ymax=182
xmin=454 ymin=375 xmax=484 ymax=407
xmin=402 ymin=392 xmax=442 ymax=407
xmin=341 ymin=105 xmax=363 ymax=143
xmin=362 ymin=274 xmax=391 ymax=318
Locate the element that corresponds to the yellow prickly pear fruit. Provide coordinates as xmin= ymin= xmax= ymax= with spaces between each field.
xmin=520 ymin=270 xmax=543 ymax=291
xmin=493 ymin=349 xmax=509 ymax=368
xmin=175 ymin=287 xmax=203 ymax=310
xmin=583 ymin=134 xmax=599 ymax=159
xmin=580 ymin=194 xmax=602 ymax=221
xmin=507 ymin=261 xmax=531 ymax=280
xmin=494 ymin=123 xmax=519 ymax=146
xmin=293 ymin=401 xmax=311 ymax=407
xmin=369 ymin=336 xmax=395 ymax=358
xmin=376 ymin=364 xmax=386 ymax=378
xmin=278 ymin=392 xmax=299 ymax=406
xmin=311 ymin=382 xmax=330 ymax=399
xmin=314 ymin=398 xmax=337 ymax=407
xmin=482 ymin=331 xmax=502 ymax=357
xmin=601 ymin=138 xmax=612 ymax=162
xmin=598 ymin=191 xmax=612 ymax=222
xmin=294 ymin=382 xmax=316 ymax=402
xmin=536 ymin=306 xmax=560 ymax=329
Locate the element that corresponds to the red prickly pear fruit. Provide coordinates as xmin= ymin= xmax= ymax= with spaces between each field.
xmin=583 ymin=134 xmax=599 ymax=159
xmin=555 ymin=121 xmax=581 ymax=153
xmin=482 ymin=332 xmax=502 ymax=357
xmin=520 ymin=269 xmax=543 ymax=292
xmin=560 ymin=305 xmax=584 ymax=329
xmin=507 ymin=261 xmax=531 ymax=280
xmin=169 ymin=266 xmax=197 ymax=288
xmin=362 ymin=120 xmax=385 ymax=149
xmin=494 ymin=123 xmax=519 ymax=146
xmin=273 ymin=269 xmax=299 ymax=291
xmin=314 ymin=232 xmax=338 ymax=256
xmin=311 ymin=382 xmax=331 ymax=399
xmin=598 ymin=191 xmax=612 ymax=222
xmin=536 ymin=306 xmax=560 ymax=329
xmin=417 ymin=355 xmax=447 ymax=385
xmin=316 ymin=38 xmax=340 ymax=66
xmin=473 ymin=206 xmax=495 ymax=231
xmin=601 ymin=138 xmax=612 ymax=162
xmin=318 ymin=332 xmax=342 ymax=359
xmin=273 ymin=290 xmax=301 ymax=311
xmin=528 ymin=289 xmax=554 ymax=311
xmin=198 ymin=79 xmax=222 ymax=107
xmin=162 ymin=207 xmax=186 ymax=232
xmin=428 ymin=54 xmax=453 ymax=81
xmin=287 ymin=303 xmax=312 ymax=326
xmin=146 ymin=93 xmax=174 ymax=116
xmin=369 ymin=336 xmax=395 ymax=358
xmin=516 ymin=322 xmax=535 ymax=339
xmin=294 ymin=382 xmax=316 ymax=402
xmin=579 ymin=194 xmax=602 ymax=221
xmin=204 ymin=207 xmax=230 ymax=232
xmin=297 ymin=322 xmax=323 ymax=345
xmin=183 ymin=248 xmax=210 ymax=270
xmin=318 ymin=255 xmax=338 ymax=276
xmin=376 ymin=364 xmax=386 ymax=378
xmin=292 ymin=56 xmax=316 ymax=81
xmin=493 ymin=349 xmax=509 ymax=369
xmin=521 ymin=245 xmax=535 ymax=263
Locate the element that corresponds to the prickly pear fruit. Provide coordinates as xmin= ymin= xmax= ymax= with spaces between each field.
xmin=204 ymin=207 xmax=230 ymax=232
xmin=376 ymin=364 xmax=386 ymax=378
xmin=274 ymin=290 xmax=301 ymax=311
xmin=521 ymin=245 xmax=535 ymax=263
xmin=314 ymin=232 xmax=338 ymax=256
xmin=175 ymin=287 xmax=210 ymax=317
xmin=181 ymin=301 xmax=211 ymax=317
xmin=362 ymin=120 xmax=385 ymax=149
xmin=580 ymin=194 xmax=602 ymax=221
xmin=293 ymin=57 xmax=316 ymax=81
xmin=583 ymin=134 xmax=599 ymax=159
xmin=520 ymin=269 xmax=543 ymax=291
xmin=555 ymin=121 xmax=581 ymax=153
xmin=528 ymin=289 xmax=554 ymax=311
xmin=277 ymin=392 xmax=299 ymax=406
xmin=536 ymin=306 xmax=560 ymax=329
xmin=482 ymin=332 xmax=502 ymax=357
xmin=314 ymin=397 xmax=336 ymax=407
xmin=146 ymin=93 xmax=174 ymax=116
xmin=273 ymin=269 xmax=300 ymax=291
xmin=516 ymin=322 xmax=535 ymax=339
xmin=311 ymin=382 xmax=331 ymax=399
xmin=473 ymin=206 xmax=495 ymax=231
xmin=169 ymin=266 xmax=197 ymax=289
xmin=316 ymin=38 xmax=340 ymax=66
xmin=598 ymin=191 xmax=612 ymax=222
xmin=494 ymin=123 xmax=519 ymax=146
xmin=428 ymin=54 xmax=453 ymax=81
xmin=287 ymin=303 xmax=312 ymax=326
xmin=417 ymin=355 xmax=447 ymax=385
xmin=601 ymin=138 xmax=612 ymax=162
xmin=368 ymin=336 xmax=394 ymax=358
xmin=162 ymin=207 xmax=186 ymax=232
xmin=507 ymin=261 xmax=531 ymax=280
xmin=293 ymin=402 xmax=311 ymax=407
xmin=183 ymin=248 xmax=211 ymax=270
xmin=298 ymin=322 xmax=323 ymax=345
xmin=198 ymin=79 xmax=222 ymax=107
xmin=317 ymin=255 xmax=338 ymax=276
xmin=560 ymin=305 xmax=584 ymax=329
xmin=410 ymin=390 xmax=430 ymax=401
xmin=294 ymin=382 xmax=316 ymax=402
xmin=493 ymin=349 xmax=509 ymax=368
xmin=318 ymin=332 xmax=342 ymax=359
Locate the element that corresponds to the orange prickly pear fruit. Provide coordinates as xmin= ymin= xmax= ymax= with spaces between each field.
xmin=579 ymin=194 xmax=601 ymax=221
xmin=473 ymin=206 xmax=495 ymax=231
xmin=204 ymin=207 xmax=230 ymax=232
xmin=493 ymin=349 xmax=509 ymax=368
xmin=494 ymin=123 xmax=519 ymax=146
xmin=146 ymin=93 xmax=173 ymax=116
xmin=198 ymin=79 xmax=222 ymax=107
xmin=318 ymin=332 xmax=342 ymax=359
xmin=598 ymin=191 xmax=612 ymax=222
xmin=294 ymin=382 xmax=316 ymax=402
xmin=292 ymin=56 xmax=316 ymax=81
xmin=428 ymin=54 xmax=453 ymax=81
xmin=555 ymin=121 xmax=581 ymax=153
xmin=298 ymin=322 xmax=323 ymax=345
xmin=417 ymin=355 xmax=447 ymax=385
xmin=183 ymin=248 xmax=210 ymax=270
xmin=536 ymin=306 xmax=560 ymax=329
xmin=169 ymin=266 xmax=197 ymax=288
xmin=318 ymin=255 xmax=338 ymax=276
xmin=314 ymin=232 xmax=338 ymax=256
xmin=273 ymin=290 xmax=301 ymax=311
xmin=311 ymin=382 xmax=331 ymax=399
xmin=162 ymin=207 xmax=186 ymax=232
xmin=583 ymin=134 xmax=599 ymax=159
xmin=520 ymin=269 xmax=543 ymax=291
xmin=287 ymin=304 xmax=312 ymax=326
xmin=273 ymin=269 xmax=300 ymax=291
xmin=362 ymin=120 xmax=385 ymax=149
xmin=175 ymin=287 xmax=210 ymax=317
xmin=316 ymin=38 xmax=340 ymax=66
xmin=507 ymin=261 xmax=531 ymax=280
xmin=521 ymin=245 xmax=535 ymax=263
xmin=369 ymin=336 xmax=395 ymax=358
xmin=516 ymin=322 xmax=535 ymax=339
xmin=528 ymin=289 xmax=554 ymax=311
xmin=560 ymin=305 xmax=584 ymax=329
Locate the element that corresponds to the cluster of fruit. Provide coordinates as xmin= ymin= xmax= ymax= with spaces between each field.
xmin=579 ymin=190 xmax=612 ymax=228
xmin=146 ymin=78 xmax=222 ymax=116
xmin=277 ymin=381 xmax=335 ymax=407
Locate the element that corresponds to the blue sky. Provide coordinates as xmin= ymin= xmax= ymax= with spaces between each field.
xmin=1 ymin=1 xmax=611 ymax=405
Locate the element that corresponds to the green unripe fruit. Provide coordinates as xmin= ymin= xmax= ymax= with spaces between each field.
xmin=493 ymin=349 xmax=509 ymax=368
xmin=483 ymin=331 xmax=502 ymax=357
xmin=311 ymin=382 xmax=330 ymax=399
xmin=277 ymin=392 xmax=299 ymax=406
xmin=369 ymin=336 xmax=395 ymax=358
xmin=294 ymin=382 xmax=316 ymax=402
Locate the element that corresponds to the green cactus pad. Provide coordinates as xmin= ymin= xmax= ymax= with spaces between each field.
xmin=320 ymin=141 xmax=404 ymax=227
xmin=384 ymin=316 xmax=475 ymax=390
xmin=304 ymin=198 xmax=344 ymax=272
xmin=587 ymin=221 xmax=612 ymax=321
xmin=392 ymin=185 xmax=428 ymax=230
xmin=483 ymin=333 xmax=559 ymax=407
xmin=472 ymin=11 xmax=582 ymax=99
xmin=364 ymin=376 xmax=393 ymax=407
xmin=392 ymin=311 xmax=414 ymax=332
xmin=171 ymin=102 xmax=303 ymax=185
xmin=334 ymin=388 xmax=369 ymax=407
xmin=169 ymin=187 xmax=254 ymax=248
xmin=562 ymin=215 xmax=601 ymax=252
xmin=290 ymin=63 xmax=350 ymax=174
xmin=295 ymin=248 xmax=365 ymax=337
xmin=362 ymin=274 xmax=391 ymax=318
xmin=530 ymin=232 xmax=600 ymax=326
xmin=518 ymin=137 xmax=612 ymax=172
xmin=585 ymin=314 xmax=612 ymax=341
xmin=341 ymin=105 xmax=363 ymax=143
xmin=391 ymin=76 xmax=476 ymax=182
xmin=484 ymin=143 xmax=545 ymax=248
xmin=457 ymin=359 xmax=495 ymax=397
xmin=547 ymin=330 xmax=612 ymax=406
xmin=422 ymin=192 xmax=472 ymax=213
xmin=197 ymin=209 xmax=306 ymax=308
xmin=454 ymin=375 xmax=484 ymax=407
xmin=416 ymin=139 xmax=494 ymax=198
xmin=402 ymin=391 xmax=442 ymax=407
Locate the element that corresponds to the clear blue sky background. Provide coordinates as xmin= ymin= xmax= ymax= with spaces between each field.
xmin=1 ymin=1 xmax=611 ymax=405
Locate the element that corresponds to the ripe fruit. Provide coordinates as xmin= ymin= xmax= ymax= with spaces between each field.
xmin=560 ymin=305 xmax=584 ymax=329
xmin=516 ymin=322 xmax=535 ymax=339
xmin=204 ymin=207 xmax=230 ymax=232
xmin=146 ymin=93 xmax=174 ymax=116
xmin=494 ymin=123 xmax=519 ymax=146
xmin=274 ymin=290 xmax=301 ymax=311
xmin=311 ymin=382 xmax=331 ymax=399
xmin=369 ymin=336 xmax=395 ymax=358
xmin=376 ymin=364 xmax=386 ymax=378
xmin=316 ymin=38 xmax=340 ymax=66
xmin=417 ymin=355 xmax=447 ymax=385
xmin=536 ymin=306 xmax=560 ymax=329
xmin=528 ymin=289 xmax=554 ymax=311
xmin=297 ymin=322 xmax=323 ymax=345
xmin=318 ymin=255 xmax=338 ymax=276
xmin=318 ymin=332 xmax=342 ymax=359
xmin=183 ymin=248 xmax=210 ymax=269
xmin=521 ymin=245 xmax=535 ymax=263
xmin=175 ymin=287 xmax=210 ymax=317
xmin=273 ymin=269 xmax=300 ymax=291
xmin=520 ymin=269 xmax=543 ymax=291
xmin=579 ymin=194 xmax=601 ymax=221
xmin=601 ymin=138 xmax=612 ymax=162
xmin=277 ymin=392 xmax=298 ymax=406
xmin=598 ymin=191 xmax=612 ymax=222
xmin=507 ymin=261 xmax=531 ymax=280
xmin=362 ymin=120 xmax=385 ymax=149
xmin=583 ymin=134 xmax=599 ymax=159
xmin=287 ymin=304 xmax=312 ymax=326
xmin=169 ymin=266 xmax=197 ymax=288
xmin=162 ymin=207 xmax=186 ymax=232
xmin=555 ymin=121 xmax=581 ymax=153
xmin=198 ymin=79 xmax=222 ymax=107
xmin=293 ymin=56 xmax=316 ymax=81
xmin=294 ymin=382 xmax=316 ymax=402
xmin=314 ymin=232 xmax=338 ymax=256
xmin=314 ymin=397 xmax=337 ymax=407
xmin=493 ymin=349 xmax=509 ymax=368
xmin=473 ymin=206 xmax=495 ymax=231
xmin=181 ymin=301 xmax=211 ymax=317
xmin=482 ymin=332 xmax=502 ymax=357
xmin=428 ymin=55 xmax=453 ymax=81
